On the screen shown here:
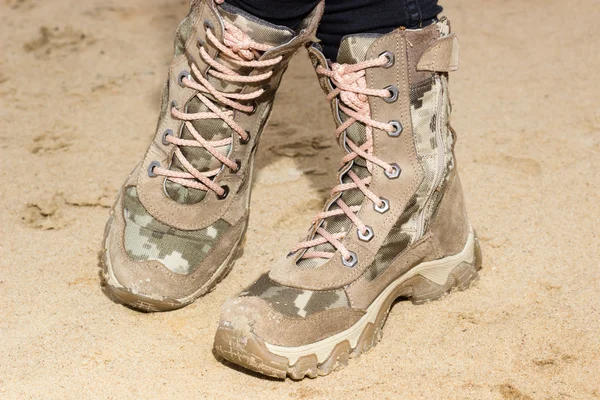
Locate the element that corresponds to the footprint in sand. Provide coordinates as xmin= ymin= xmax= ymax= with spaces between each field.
xmin=22 ymin=189 xmax=112 ymax=231
xmin=532 ymin=353 xmax=577 ymax=369
xmin=496 ymin=383 xmax=532 ymax=400
xmin=269 ymin=136 xmax=332 ymax=158
xmin=29 ymin=131 xmax=75 ymax=155
xmin=23 ymin=26 xmax=95 ymax=59
xmin=22 ymin=195 xmax=70 ymax=231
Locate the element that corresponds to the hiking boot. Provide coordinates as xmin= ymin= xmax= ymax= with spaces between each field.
xmin=101 ymin=0 xmax=325 ymax=312
xmin=213 ymin=18 xmax=482 ymax=378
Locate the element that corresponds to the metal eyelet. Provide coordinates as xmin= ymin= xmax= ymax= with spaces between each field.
xmin=162 ymin=129 xmax=174 ymax=146
xmin=203 ymin=20 xmax=214 ymax=32
xmin=171 ymin=100 xmax=178 ymax=110
xmin=230 ymin=159 xmax=241 ymax=173
xmin=197 ymin=37 xmax=205 ymax=48
xmin=341 ymin=251 xmax=358 ymax=268
xmin=380 ymin=51 xmax=395 ymax=68
xmin=260 ymin=85 xmax=271 ymax=94
xmin=217 ymin=185 xmax=229 ymax=200
xmin=246 ymin=101 xmax=257 ymax=115
xmin=374 ymin=197 xmax=390 ymax=214
xmin=384 ymin=163 xmax=402 ymax=179
xmin=384 ymin=85 xmax=399 ymax=103
xmin=147 ymin=161 xmax=161 ymax=177
xmin=357 ymin=226 xmax=374 ymax=242
xmin=388 ymin=120 xmax=403 ymax=137
xmin=177 ymin=70 xmax=191 ymax=88
xmin=240 ymin=130 xmax=251 ymax=144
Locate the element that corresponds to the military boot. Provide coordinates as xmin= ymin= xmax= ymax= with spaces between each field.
xmin=213 ymin=18 xmax=482 ymax=378
xmin=102 ymin=0 xmax=325 ymax=311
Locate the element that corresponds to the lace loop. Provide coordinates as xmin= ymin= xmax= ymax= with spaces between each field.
xmin=153 ymin=19 xmax=281 ymax=196
xmin=293 ymin=55 xmax=399 ymax=262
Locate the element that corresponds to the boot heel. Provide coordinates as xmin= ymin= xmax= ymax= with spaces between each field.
xmin=409 ymin=232 xmax=482 ymax=305
xmin=409 ymin=261 xmax=479 ymax=305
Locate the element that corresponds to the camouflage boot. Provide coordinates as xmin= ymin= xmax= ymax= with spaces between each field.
xmin=213 ymin=18 xmax=482 ymax=378
xmin=101 ymin=0 xmax=325 ymax=312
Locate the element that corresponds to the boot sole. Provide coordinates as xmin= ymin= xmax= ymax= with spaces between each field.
xmin=213 ymin=229 xmax=482 ymax=379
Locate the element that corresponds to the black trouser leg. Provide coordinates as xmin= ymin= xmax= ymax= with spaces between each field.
xmin=224 ymin=0 xmax=442 ymax=60
xmin=317 ymin=0 xmax=442 ymax=60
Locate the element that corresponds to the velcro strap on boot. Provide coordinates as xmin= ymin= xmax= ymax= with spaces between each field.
xmin=417 ymin=34 xmax=459 ymax=72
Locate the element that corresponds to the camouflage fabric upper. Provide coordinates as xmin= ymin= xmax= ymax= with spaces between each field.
xmin=240 ymin=273 xmax=350 ymax=317
xmin=123 ymin=187 xmax=231 ymax=274
xmin=164 ymin=3 xmax=294 ymax=204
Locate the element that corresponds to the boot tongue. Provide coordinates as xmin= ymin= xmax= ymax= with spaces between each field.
xmin=165 ymin=5 xmax=293 ymax=204
xmin=337 ymin=34 xmax=381 ymax=64
xmin=335 ymin=34 xmax=381 ymax=151
xmin=219 ymin=3 xmax=295 ymax=47
xmin=296 ymin=34 xmax=382 ymax=270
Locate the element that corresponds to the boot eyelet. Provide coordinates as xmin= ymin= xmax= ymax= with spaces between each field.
xmin=217 ymin=185 xmax=229 ymax=200
xmin=246 ymin=101 xmax=257 ymax=115
xmin=162 ymin=129 xmax=174 ymax=146
xmin=374 ymin=197 xmax=390 ymax=213
xmin=380 ymin=51 xmax=395 ymax=68
xmin=260 ymin=85 xmax=271 ymax=94
xmin=177 ymin=70 xmax=191 ymax=88
xmin=147 ymin=161 xmax=161 ymax=177
xmin=171 ymin=100 xmax=178 ymax=110
xmin=383 ymin=85 xmax=399 ymax=103
xmin=357 ymin=226 xmax=374 ymax=242
xmin=384 ymin=163 xmax=401 ymax=179
xmin=388 ymin=121 xmax=403 ymax=137
xmin=240 ymin=130 xmax=251 ymax=144
xmin=203 ymin=20 xmax=214 ymax=32
xmin=341 ymin=251 xmax=358 ymax=268
xmin=230 ymin=159 xmax=241 ymax=173
xmin=197 ymin=37 xmax=205 ymax=48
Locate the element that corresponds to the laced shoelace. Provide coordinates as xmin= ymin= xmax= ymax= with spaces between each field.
xmin=152 ymin=14 xmax=283 ymax=198
xmin=291 ymin=54 xmax=399 ymax=263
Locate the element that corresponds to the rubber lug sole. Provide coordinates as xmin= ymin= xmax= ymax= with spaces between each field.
xmin=213 ymin=232 xmax=482 ymax=379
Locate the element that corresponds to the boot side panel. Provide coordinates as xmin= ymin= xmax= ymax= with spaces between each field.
xmin=429 ymin=170 xmax=470 ymax=256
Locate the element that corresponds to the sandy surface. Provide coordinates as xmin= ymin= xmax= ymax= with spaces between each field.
xmin=1 ymin=0 xmax=599 ymax=398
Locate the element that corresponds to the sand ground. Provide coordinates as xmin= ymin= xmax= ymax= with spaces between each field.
xmin=1 ymin=0 xmax=599 ymax=398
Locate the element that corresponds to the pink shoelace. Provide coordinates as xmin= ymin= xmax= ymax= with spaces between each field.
xmin=153 ymin=13 xmax=283 ymax=197
xmin=291 ymin=55 xmax=398 ymax=263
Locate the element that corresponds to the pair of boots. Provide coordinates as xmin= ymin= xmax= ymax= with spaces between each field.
xmin=102 ymin=0 xmax=482 ymax=379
